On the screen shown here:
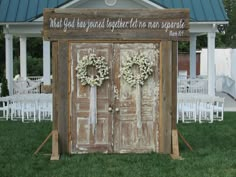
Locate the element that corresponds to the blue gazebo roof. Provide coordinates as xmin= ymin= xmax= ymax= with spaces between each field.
xmin=0 ymin=0 xmax=228 ymax=23
xmin=0 ymin=0 xmax=68 ymax=22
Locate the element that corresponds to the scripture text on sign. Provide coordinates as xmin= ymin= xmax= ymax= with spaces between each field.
xmin=43 ymin=9 xmax=189 ymax=41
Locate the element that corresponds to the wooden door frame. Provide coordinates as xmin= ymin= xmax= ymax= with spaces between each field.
xmin=52 ymin=40 xmax=177 ymax=154
xmin=159 ymin=41 xmax=177 ymax=154
xmin=52 ymin=40 xmax=70 ymax=153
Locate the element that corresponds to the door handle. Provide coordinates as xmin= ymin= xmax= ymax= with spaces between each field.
xmin=108 ymin=106 xmax=119 ymax=112
xmin=108 ymin=106 xmax=113 ymax=112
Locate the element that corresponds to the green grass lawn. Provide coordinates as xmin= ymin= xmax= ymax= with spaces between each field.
xmin=0 ymin=112 xmax=236 ymax=177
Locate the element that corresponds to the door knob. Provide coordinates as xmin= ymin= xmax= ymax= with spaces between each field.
xmin=108 ymin=107 xmax=113 ymax=112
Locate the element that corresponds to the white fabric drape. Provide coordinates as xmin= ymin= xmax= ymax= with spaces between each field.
xmin=136 ymin=84 xmax=142 ymax=129
xmin=89 ymin=86 xmax=97 ymax=134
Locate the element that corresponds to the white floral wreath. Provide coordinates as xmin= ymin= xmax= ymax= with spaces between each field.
xmin=76 ymin=53 xmax=109 ymax=87
xmin=120 ymin=54 xmax=153 ymax=87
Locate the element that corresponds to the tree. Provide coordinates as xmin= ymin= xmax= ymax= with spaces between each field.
xmin=1 ymin=76 xmax=9 ymax=97
xmin=0 ymin=27 xmax=5 ymax=80
xmin=178 ymin=0 xmax=234 ymax=52
xmin=223 ymin=0 xmax=236 ymax=47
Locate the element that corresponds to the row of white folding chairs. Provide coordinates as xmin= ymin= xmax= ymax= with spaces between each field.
xmin=177 ymin=94 xmax=224 ymax=123
xmin=0 ymin=94 xmax=52 ymax=122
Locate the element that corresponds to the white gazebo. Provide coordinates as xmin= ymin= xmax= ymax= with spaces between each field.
xmin=0 ymin=0 xmax=228 ymax=95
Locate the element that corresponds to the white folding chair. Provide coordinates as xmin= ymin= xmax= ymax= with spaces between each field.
xmin=177 ymin=95 xmax=184 ymax=123
xmin=21 ymin=96 xmax=37 ymax=122
xmin=9 ymin=95 xmax=24 ymax=122
xmin=0 ymin=96 xmax=10 ymax=120
xmin=38 ymin=94 xmax=52 ymax=121
xmin=213 ymin=96 xmax=224 ymax=121
xmin=180 ymin=95 xmax=197 ymax=123
xmin=198 ymin=97 xmax=214 ymax=123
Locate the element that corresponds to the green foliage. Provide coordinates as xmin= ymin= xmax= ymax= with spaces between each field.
xmin=13 ymin=56 xmax=43 ymax=77
xmin=197 ymin=36 xmax=207 ymax=49
xmin=223 ymin=0 xmax=236 ymax=47
xmin=216 ymin=33 xmax=227 ymax=48
xmin=179 ymin=32 xmax=230 ymax=52
xmin=0 ymin=30 xmax=43 ymax=78
xmin=0 ymin=113 xmax=236 ymax=177
xmin=0 ymin=28 xmax=5 ymax=79
xmin=27 ymin=38 xmax=43 ymax=58
xmin=11 ymin=37 xmax=43 ymax=59
xmin=178 ymin=41 xmax=189 ymax=53
xmin=179 ymin=0 xmax=236 ymax=51
xmin=13 ymin=57 xmax=20 ymax=76
xmin=196 ymin=34 xmax=226 ymax=49
xmin=0 ymin=76 xmax=9 ymax=97
xmin=0 ymin=65 xmax=4 ymax=81
xmin=27 ymin=56 xmax=43 ymax=76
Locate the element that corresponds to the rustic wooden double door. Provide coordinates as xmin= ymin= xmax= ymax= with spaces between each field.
xmin=70 ymin=43 xmax=160 ymax=153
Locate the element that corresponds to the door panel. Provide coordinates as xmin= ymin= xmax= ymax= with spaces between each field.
xmin=70 ymin=43 xmax=113 ymax=153
xmin=113 ymin=43 xmax=160 ymax=153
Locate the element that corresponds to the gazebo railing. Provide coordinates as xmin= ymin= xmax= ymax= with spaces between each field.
xmin=177 ymin=78 xmax=208 ymax=94
xmin=13 ymin=77 xmax=42 ymax=94
xmin=28 ymin=76 xmax=43 ymax=82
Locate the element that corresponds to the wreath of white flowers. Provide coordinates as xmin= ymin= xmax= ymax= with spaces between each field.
xmin=76 ymin=53 xmax=109 ymax=87
xmin=120 ymin=54 xmax=153 ymax=87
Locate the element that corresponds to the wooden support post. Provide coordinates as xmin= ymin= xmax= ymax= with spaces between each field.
xmin=34 ymin=131 xmax=53 ymax=155
xmin=170 ymin=129 xmax=183 ymax=160
xmin=51 ymin=130 xmax=60 ymax=160
xmin=57 ymin=41 xmax=69 ymax=154
xmin=172 ymin=129 xmax=179 ymax=156
xmin=34 ymin=130 xmax=60 ymax=160
xmin=170 ymin=42 xmax=182 ymax=160
xmin=159 ymin=41 xmax=173 ymax=154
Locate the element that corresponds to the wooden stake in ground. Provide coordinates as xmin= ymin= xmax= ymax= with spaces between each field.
xmin=171 ymin=129 xmax=194 ymax=160
xmin=178 ymin=130 xmax=193 ymax=151
xmin=170 ymin=129 xmax=184 ymax=160
xmin=50 ymin=130 xmax=59 ymax=160
xmin=34 ymin=131 xmax=53 ymax=155
xmin=171 ymin=129 xmax=180 ymax=156
xmin=34 ymin=130 xmax=60 ymax=160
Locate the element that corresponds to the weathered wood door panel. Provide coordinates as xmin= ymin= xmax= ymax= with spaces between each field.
xmin=70 ymin=43 xmax=160 ymax=153
xmin=113 ymin=43 xmax=160 ymax=153
xmin=70 ymin=43 xmax=113 ymax=153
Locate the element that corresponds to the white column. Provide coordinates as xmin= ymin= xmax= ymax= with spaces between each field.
xmin=43 ymin=40 xmax=51 ymax=85
xmin=20 ymin=36 xmax=27 ymax=79
xmin=207 ymin=32 xmax=216 ymax=96
xmin=190 ymin=34 xmax=197 ymax=78
xmin=5 ymin=34 xmax=13 ymax=95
